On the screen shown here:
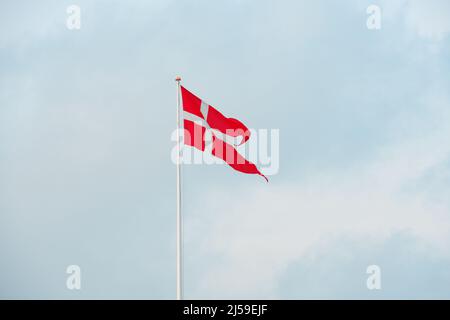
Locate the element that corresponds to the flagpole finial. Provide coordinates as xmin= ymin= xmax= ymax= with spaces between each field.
xmin=175 ymin=76 xmax=181 ymax=82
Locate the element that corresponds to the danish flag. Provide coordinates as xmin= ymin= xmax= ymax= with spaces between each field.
xmin=181 ymin=86 xmax=267 ymax=182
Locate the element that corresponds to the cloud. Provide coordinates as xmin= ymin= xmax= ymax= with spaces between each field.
xmin=0 ymin=1 xmax=62 ymax=50
xmin=185 ymin=88 xmax=450 ymax=298
xmin=279 ymin=232 xmax=450 ymax=299
xmin=381 ymin=0 xmax=450 ymax=42
xmin=405 ymin=0 xmax=450 ymax=41
xmin=1 ymin=0 xmax=450 ymax=299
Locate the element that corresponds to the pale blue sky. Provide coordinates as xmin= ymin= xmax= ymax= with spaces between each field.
xmin=1 ymin=0 xmax=450 ymax=299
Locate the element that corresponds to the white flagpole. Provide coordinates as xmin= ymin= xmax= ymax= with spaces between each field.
xmin=175 ymin=76 xmax=183 ymax=300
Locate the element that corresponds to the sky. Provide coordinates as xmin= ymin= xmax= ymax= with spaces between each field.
xmin=1 ymin=0 xmax=450 ymax=299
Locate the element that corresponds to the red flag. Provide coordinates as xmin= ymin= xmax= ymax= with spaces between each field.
xmin=181 ymin=86 xmax=268 ymax=182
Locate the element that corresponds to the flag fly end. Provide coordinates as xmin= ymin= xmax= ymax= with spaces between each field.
xmin=259 ymin=173 xmax=269 ymax=183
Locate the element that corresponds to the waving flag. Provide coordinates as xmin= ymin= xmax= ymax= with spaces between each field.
xmin=181 ymin=86 xmax=267 ymax=182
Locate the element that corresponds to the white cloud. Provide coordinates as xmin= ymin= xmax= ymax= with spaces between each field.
xmin=186 ymin=89 xmax=450 ymax=298
xmin=381 ymin=0 xmax=450 ymax=42
xmin=405 ymin=0 xmax=450 ymax=41
xmin=2 ymin=0 xmax=449 ymax=299
xmin=0 ymin=2 xmax=61 ymax=50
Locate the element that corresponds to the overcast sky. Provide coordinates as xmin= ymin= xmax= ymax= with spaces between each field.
xmin=1 ymin=0 xmax=450 ymax=299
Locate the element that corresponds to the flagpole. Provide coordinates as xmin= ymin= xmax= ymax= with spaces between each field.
xmin=175 ymin=75 xmax=183 ymax=300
